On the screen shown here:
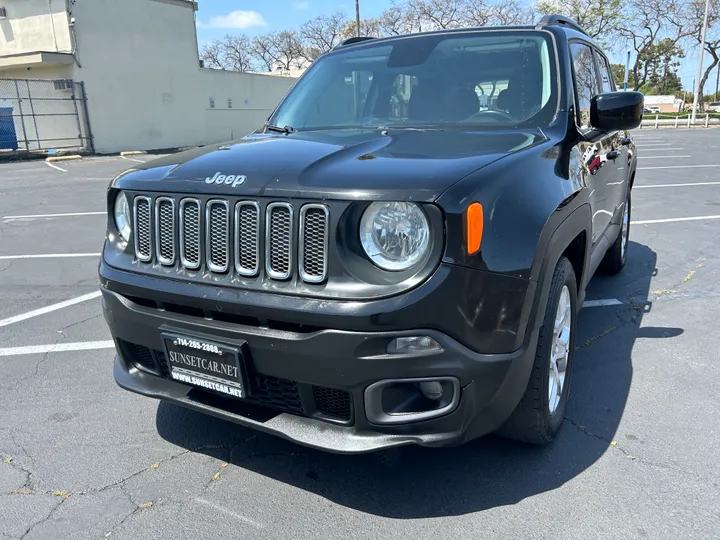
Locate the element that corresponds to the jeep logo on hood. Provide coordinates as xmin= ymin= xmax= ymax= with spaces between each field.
xmin=205 ymin=172 xmax=247 ymax=188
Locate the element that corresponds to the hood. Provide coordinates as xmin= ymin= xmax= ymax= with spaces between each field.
xmin=113 ymin=128 xmax=547 ymax=202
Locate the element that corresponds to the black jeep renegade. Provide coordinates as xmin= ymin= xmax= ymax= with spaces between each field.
xmin=101 ymin=15 xmax=643 ymax=453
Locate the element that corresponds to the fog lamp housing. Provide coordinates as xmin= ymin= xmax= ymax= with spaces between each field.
xmin=387 ymin=336 xmax=442 ymax=355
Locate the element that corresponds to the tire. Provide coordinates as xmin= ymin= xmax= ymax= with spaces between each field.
xmin=599 ymin=189 xmax=631 ymax=274
xmin=496 ymin=256 xmax=577 ymax=445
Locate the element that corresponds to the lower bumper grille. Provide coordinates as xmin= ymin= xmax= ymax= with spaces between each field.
xmin=118 ymin=340 xmax=352 ymax=423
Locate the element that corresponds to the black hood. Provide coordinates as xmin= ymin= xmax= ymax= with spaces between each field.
xmin=113 ymin=129 xmax=546 ymax=202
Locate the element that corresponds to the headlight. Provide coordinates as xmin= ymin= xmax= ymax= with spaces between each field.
xmin=360 ymin=202 xmax=430 ymax=271
xmin=114 ymin=191 xmax=131 ymax=243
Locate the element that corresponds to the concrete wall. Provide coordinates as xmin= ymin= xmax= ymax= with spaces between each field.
xmin=66 ymin=0 xmax=295 ymax=153
xmin=0 ymin=0 xmax=72 ymax=56
xmin=1 ymin=0 xmax=297 ymax=153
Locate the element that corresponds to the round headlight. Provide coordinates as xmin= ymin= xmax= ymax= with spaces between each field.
xmin=360 ymin=202 xmax=430 ymax=271
xmin=114 ymin=191 xmax=131 ymax=243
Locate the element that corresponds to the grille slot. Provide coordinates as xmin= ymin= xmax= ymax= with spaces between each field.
xmin=299 ymin=205 xmax=329 ymax=283
xmin=179 ymin=199 xmax=201 ymax=269
xmin=206 ymin=200 xmax=230 ymax=273
xmin=155 ymin=197 xmax=176 ymax=265
xmin=133 ymin=196 xmax=152 ymax=262
xmin=234 ymin=202 xmax=260 ymax=277
xmin=312 ymin=386 xmax=352 ymax=422
xmin=247 ymin=375 xmax=303 ymax=413
xmin=266 ymin=203 xmax=293 ymax=280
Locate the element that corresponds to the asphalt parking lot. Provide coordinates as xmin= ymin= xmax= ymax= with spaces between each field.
xmin=1 ymin=130 xmax=719 ymax=539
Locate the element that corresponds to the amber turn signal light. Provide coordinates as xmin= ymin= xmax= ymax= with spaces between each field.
xmin=466 ymin=202 xmax=483 ymax=255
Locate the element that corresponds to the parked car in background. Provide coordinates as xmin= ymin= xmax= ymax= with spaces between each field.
xmin=708 ymin=102 xmax=720 ymax=113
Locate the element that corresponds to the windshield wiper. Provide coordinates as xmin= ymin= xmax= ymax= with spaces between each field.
xmin=265 ymin=123 xmax=296 ymax=135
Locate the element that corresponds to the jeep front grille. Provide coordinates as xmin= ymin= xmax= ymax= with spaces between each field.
xmin=207 ymin=200 xmax=230 ymax=273
xmin=155 ymin=197 xmax=175 ymax=265
xmin=133 ymin=197 xmax=152 ymax=262
xmin=179 ymin=199 xmax=201 ymax=269
xmin=132 ymin=195 xmax=329 ymax=283
xmin=266 ymin=203 xmax=293 ymax=280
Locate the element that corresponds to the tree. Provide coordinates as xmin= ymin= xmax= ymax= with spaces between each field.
xmin=300 ymin=12 xmax=348 ymax=55
xmin=200 ymin=35 xmax=256 ymax=72
xmin=251 ymin=31 xmax=306 ymax=72
xmin=610 ymin=63 xmax=636 ymax=89
xmin=685 ymin=0 xmax=720 ymax=108
xmin=489 ymin=0 xmax=535 ymax=25
xmin=535 ymin=0 xmax=625 ymax=42
xmin=618 ymin=0 xmax=693 ymax=91
xmin=200 ymin=43 xmax=224 ymax=69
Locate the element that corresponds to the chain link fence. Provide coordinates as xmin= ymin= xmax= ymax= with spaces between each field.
xmin=0 ymin=78 xmax=93 ymax=154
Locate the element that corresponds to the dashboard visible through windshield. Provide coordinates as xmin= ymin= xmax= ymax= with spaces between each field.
xmin=270 ymin=30 xmax=558 ymax=131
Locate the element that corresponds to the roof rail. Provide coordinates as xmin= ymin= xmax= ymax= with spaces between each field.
xmin=535 ymin=14 xmax=588 ymax=36
xmin=333 ymin=36 xmax=377 ymax=50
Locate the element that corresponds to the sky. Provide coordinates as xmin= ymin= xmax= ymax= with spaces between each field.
xmin=194 ymin=1 xmax=718 ymax=95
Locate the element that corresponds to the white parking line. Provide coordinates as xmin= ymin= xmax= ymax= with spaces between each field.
xmin=582 ymin=299 xmax=623 ymax=307
xmin=0 ymin=341 xmax=115 ymax=357
xmin=0 ymin=291 xmax=102 ymax=329
xmin=45 ymin=162 xmax=68 ymax=173
xmin=635 ymin=182 xmax=720 ymax=189
xmin=122 ymin=156 xmax=146 ymax=163
xmin=639 ymin=164 xmax=720 ymax=170
xmin=637 ymin=143 xmax=672 ymax=146
xmin=637 ymin=155 xmax=690 ymax=159
xmin=640 ymin=148 xmax=684 ymax=151
xmin=3 ymin=211 xmax=105 ymax=221
xmin=633 ymin=215 xmax=720 ymax=225
xmin=0 ymin=253 xmax=101 ymax=260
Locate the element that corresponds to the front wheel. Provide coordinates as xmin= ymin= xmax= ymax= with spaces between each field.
xmin=496 ymin=256 xmax=577 ymax=445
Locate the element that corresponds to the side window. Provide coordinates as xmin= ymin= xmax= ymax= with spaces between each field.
xmin=596 ymin=53 xmax=615 ymax=93
xmin=570 ymin=43 xmax=600 ymax=129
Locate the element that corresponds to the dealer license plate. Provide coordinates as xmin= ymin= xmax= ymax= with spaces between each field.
xmin=162 ymin=334 xmax=245 ymax=398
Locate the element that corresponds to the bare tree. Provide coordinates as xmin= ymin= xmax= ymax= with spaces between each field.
xmin=487 ymin=0 xmax=536 ymax=26
xmin=408 ymin=0 xmax=466 ymax=30
xmin=300 ymin=12 xmax=348 ymax=54
xmin=200 ymin=42 xmax=224 ymax=69
xmin=251 ymin=31 xmax=306 ymax=72
xmin=221 ymin=35 xmax=255 ymax=72
xmin=535 ymin=0 xmax=623 ymax=40
xmin=685 ymin=0 xmax=720 ymax=106
xmin=378 ymin=3 xmax=418 ymax=35
xmin=618 ymin=0 xmax=693 ymax=90
xmin=464 ymin=0 xmax=491 ymax=27
xmin=340 ymin=18 xmax=384 ymax=40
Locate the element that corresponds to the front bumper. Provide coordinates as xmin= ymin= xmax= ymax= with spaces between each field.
xmin=101 ymin=260 xmax=539 ymax=453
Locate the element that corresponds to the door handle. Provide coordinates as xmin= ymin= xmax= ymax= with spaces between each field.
xmin=620 ymin=137 xmax=632 ymax=146
xmin=607 ymin=150 xmax=620 ymax=160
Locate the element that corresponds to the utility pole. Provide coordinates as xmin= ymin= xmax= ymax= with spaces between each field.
xmin=715 ymin=63 xmax=719 ymax=102
xmin=356 ymin=0 xmax=361 ymax=38
xmin=624 ymin=49 xmax=631 ymax=91
xmin=691 ymin=0 xmax=711 ymax=123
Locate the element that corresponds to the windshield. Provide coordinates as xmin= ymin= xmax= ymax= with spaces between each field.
xmin=270 ymin=30 xmax=558 ymax=131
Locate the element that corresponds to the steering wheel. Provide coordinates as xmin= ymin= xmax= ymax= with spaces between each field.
xmin=469 ymin=109 xmax=514 ymax=122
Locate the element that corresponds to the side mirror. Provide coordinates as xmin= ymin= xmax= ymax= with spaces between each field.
xmin=590 ymin=91 xmax=644 ymax=133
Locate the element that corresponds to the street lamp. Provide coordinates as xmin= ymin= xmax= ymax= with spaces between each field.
xmin=624 ymin=49 xmax=631 ymax=91
xmin=356 ymin=0 xmax=361 ymax=38
xmin=691 ymin=0 xmax=711 ymax=123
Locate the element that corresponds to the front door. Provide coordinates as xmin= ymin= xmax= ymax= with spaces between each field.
xmin=569 ymin=41 xmax=618 ymax=247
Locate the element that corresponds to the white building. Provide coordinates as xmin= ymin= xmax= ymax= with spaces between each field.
xmin=0 ymin=0 xmax=297 ymax=153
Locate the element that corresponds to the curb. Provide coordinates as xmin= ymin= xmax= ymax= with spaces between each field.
xmin=46 ymin=155 xmax=83 ymax=163
xmin=120 ymin=151 xmax=147 ymax=157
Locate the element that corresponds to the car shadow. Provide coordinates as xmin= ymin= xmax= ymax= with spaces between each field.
xmin=156 ymin=241 xmax=682 ymax=517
